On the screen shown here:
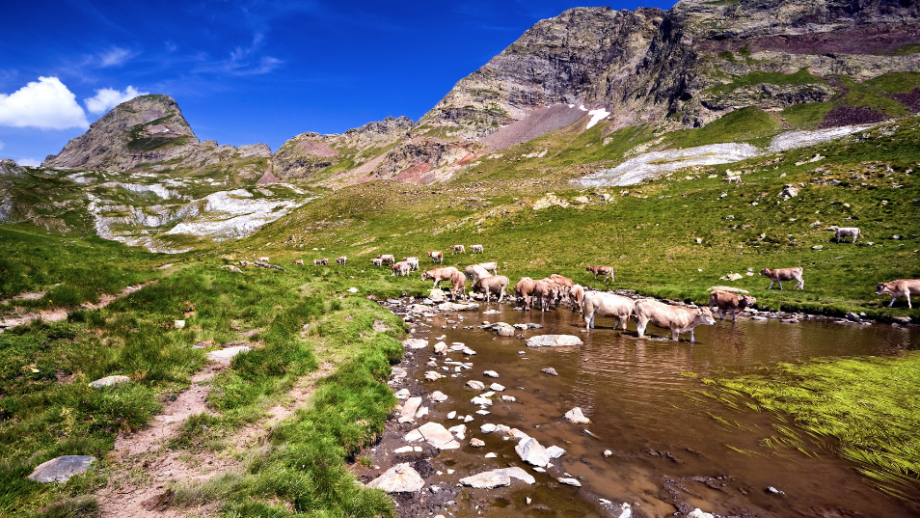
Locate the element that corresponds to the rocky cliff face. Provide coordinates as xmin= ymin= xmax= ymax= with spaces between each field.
xmin=42 ymin=95 xmax=273 ymax=182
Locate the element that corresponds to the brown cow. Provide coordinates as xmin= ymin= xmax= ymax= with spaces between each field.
xmin=515 ymin=277 xmax=536 ymax=310
xmin=377 ymin=254 xmax=396 ymax=264
xmin=427 ymin=251 xmax=444 ymax=264
xmin=760 ymin=267 xmax=804 ymax=290
xmin=421 ymin=267 xmax=461 ymax=288
xmin=633 ymin=300 xmax=716 ymax=342
xmin=448 ymin=270 xmax=467 ymax=301
xmin=450 ymin=245 xmax=466 ymax=254
xmin=584 ymin=291 xmax=635 ymax=329
xmin=391 ymin=261 xmax=411 ymax=276
xmin=335 ymin=256 xmax=347 ymax=265
xmin=550 ymin=274 xmax=574 ymax=298
xmin=708 ymin=290 xmax=757 ymax=322
xmin=533 ymin=279 xmax=560 ymax=312
xmin=314 ymin=258 xmax=329 ymax=266
xmin=876 ymin=279 xmax=920 ymax=308
xmin=464 ymin=264 xmax=492 ymax=283
xmin=473 ymin=275 xmax=510 ymax=302
xmin=586 ymin=265 xmax=614 ymax=283
xmin=293 ymin=259 xmax=304 ymax=266
xmin=568 ymin=284 xmax=585 ymax=314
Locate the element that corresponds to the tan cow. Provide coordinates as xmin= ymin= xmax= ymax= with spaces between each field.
xmin=633 ymin=300 xmax=716 ymax=342
xmin=533 ymin=279 xmax=560 ymax=312
xmin=708 ymin=290 xmax=757 ymax=322
xmin=450 ymin=245 xmax=466 ymax=254
xmin=464 ymin=264 xmax=493 ymax=283
xmin=568 ymin=284 xmax=585 ymax=314
xmin=477 ymin=262 xmax=498 ymax=275
xmin=336 ymin=256 xmax=347 ymax=265
xmin=403 ymin=256 xmax=420 ymax=271
xmin=584 ymin=291 xmax=635 ymax=330
xmin=293 ymin=259 xmax=304 ymax=266
xmin=391 ymin=261 xmax=411 ymax=276
xmin=427 ymin=251 xmax=444 ymax=264
xmin=515 ymin=277 xmax=536 ymax=310
xmin=550 ymin=274 xmax=575 ymax=298
xmin=258 ymin=256 xmax=270 ymax=263
xmin=422 ymin=267 xmax=461 ymax=288
xmin=586 ymin=265 xmax=614 ymax=283
xmin=876 ymin=280 xmax=920 ymax=308
xmin=448 ymin=270 xmax=467 ymax=301
xmin=760 ymin=267 xmax=804 ymax=290
xmin=470 ymin=244 xmax=484 ymax=254
xmin=473 ymin=275 xmax=510 ymax=302
xmin=370 ymin=257 xmax=383 ymax=268
xmin=377 ymin=254 xmax=396 ymax=264
xmin=314 ymin=258 xmax=329 ymax=266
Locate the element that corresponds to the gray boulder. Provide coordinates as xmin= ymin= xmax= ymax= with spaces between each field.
xmin=366 ymin=463 xmax=425 ymax=493
xmin=28 ymin=456 xmax=96 ymax=483
xmin=526 ymin=335 xmax=584 ymax=347
xmin=515 ymin=437 xmax=550 ymax=467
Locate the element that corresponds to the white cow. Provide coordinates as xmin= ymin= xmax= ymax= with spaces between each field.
xmin=584 ymin=292 xmax=635 ymax=330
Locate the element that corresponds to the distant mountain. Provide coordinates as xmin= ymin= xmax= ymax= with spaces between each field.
xmin=42 ymin=95 xmax=273 ymax=183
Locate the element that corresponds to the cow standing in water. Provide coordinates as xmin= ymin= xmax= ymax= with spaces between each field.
xmin=633 ymin=300 xmax=715 ymax=342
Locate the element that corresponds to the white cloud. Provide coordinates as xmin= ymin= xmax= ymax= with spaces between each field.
xmin=0 ymin=77 xmax=89 ymax=130
xmin=85 ymin=86 xmax=149 ymax=114
xmin=17 ymin=158 xmax=41 ymax=167
xmin=99 ymin=47 xmax=135 ymax=67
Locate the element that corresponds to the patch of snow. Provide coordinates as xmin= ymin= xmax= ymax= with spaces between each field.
xmin=586 ymin=108 xmax=610 ymax=129
xmin=578 ymin=105 xmax=588 ymax=112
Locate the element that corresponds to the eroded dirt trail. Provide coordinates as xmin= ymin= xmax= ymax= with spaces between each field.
xmin=0 ymin=282 xmax=153 ymax=332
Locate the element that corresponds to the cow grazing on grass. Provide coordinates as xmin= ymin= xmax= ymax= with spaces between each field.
xmin=533 ymin=279 xmax=560 ymax=312
xmin=584 ymin=292 xmax=635 ymax=330
xmin=403 ymin=257 xmax=420 ymax=271
xmin=876 ymin=279 xmax=920 ymax=308
xmin=293 ymin=259 xmax=304 ymax=266
xmin=515 ymin=277 xmax=536 ymax=310
xmin=477 ymin=262 xmax=498 ymax=275
xmin=448 ymin=270 xmax=467 ymax=301
xmin=834 ymin=227 xmax=861 ymax=243
xmin=760 ymin=267 xmax=804 ymax=290
xmin=568 ymin=284 xmax=585 ymax=313
xmin=633 ymin=300 xmax=716 ymax=342
xmin=422 ymin=267 xmax=461 ymax=288
xmin=473 ymin=275 xmax=510 ymax=302
xmin=258 ymin=256 xmax=270 ymax=263
xmin=336 ymin=256 xmax=347 ymax=265
xmin=550 ymin=274 xmax=575 ymax=298
xmin=428 ymin=251 xmax=444 ymax=264
xmin=314 ymin=258 xmax=329 ymax=266
xmin=586 ymin=265 xmax=615 ymax=283
xmin=450 ymin=245 xmax=466 ymax=254
xmin=470 ymin=244 xmax=484 ymax=253
xmin=377 ymin=254 xmax=396 ymax=264
xmin=391 ymin=261 xmax=411 ymax=276
xmin=371 ymin=258 xmax=383 ymax=268
xmin=708 ymin=290 xmax=756 ymax=322
xmin=465 ymin=264 xmax=493 ymax=283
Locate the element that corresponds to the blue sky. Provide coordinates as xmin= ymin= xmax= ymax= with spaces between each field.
xmin=0 ymin=0 xmax=675 ymax=166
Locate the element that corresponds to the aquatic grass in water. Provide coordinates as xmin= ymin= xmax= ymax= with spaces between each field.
xmin=705 ymin=352 xmax=920 ymax=490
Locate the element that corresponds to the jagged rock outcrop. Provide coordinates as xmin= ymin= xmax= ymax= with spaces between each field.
xmin=271 ymin=116 xmax=414 ymax=182
xmin=42 ymin=95 xmax=273 ymax=182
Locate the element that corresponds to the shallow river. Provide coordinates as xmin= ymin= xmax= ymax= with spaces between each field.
xmin=386 ymin=301 xmax=920 ymax=518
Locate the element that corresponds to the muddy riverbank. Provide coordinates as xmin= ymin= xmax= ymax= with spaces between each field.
xmin=355 ymin=294 xmax=920 ymax=518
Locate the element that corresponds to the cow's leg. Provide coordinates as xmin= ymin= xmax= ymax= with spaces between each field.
xmin=717 ymin=308 xmax=724 ymax=320
xmin=778 ymin=281 xmax=783 ymax=290
xmin=837 ymin=235 xmax=841 ymax=243
xmin=636 ymin=318 xmax=647 ymax=338
xmin=908 ymin=293 xmax=913 ymax=309
xmin=690 ymin=329 xmax=696 ymax=343
xmin=731 ymin=310 xmax=738 ymax=323
xmin=586 ymin=311 xmax=594 ymax=329
xmin=498 ymin=289 xmax=504 ymax=303
xmin=890 ymin=296 xmax=897 ymax=307
xmin=798 ymin=278 xmax=804 ymax=290
xmin=672 ymin=328 xmax=680 ymax=341
xmin=767 ymin=280 xmax=774 ymax=290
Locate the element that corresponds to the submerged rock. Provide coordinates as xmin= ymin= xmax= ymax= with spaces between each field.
xmin=558 ymin=477 xmax=582 ymax=487
xmin=541 ymin=367 xmax=559 ymax=376
xmin=430 ymin=391 xmax=448 ymax=402
xmin=415 ymin=422 xmax=461 ymax=450
xmin=366 ymin=463 xmax=425 ymax=493
xmin=403 ymin=338 xmax=428 ymax=349
xmin=467 ymin=380 xmax=486 ymax=390
xmin=526 ymin=335 xmax=584 ymax=347
xmin=564 ymin=407 xmax=591 ymax=424
xmin=459 ymin=467 xmax=536 ymax=489
xmin=27 ymin=456 xmax=96 ymax=483
xmin=515 ymin=437 xmax=550 ymax=467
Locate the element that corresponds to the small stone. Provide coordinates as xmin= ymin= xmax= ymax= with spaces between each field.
xmin=347 ymin=287 xmax=359 ymax=293
xmin=395 ymin=389 xmax=411 ymax=400
xmin=27 ymin=456 xmax=96 ymax=483
xmin=476 ymin=409 xmax=490 ymax=415
xmin=464 ymin=415 xmax=474 ymax=423
xmin=501 ymin=395 xmax=516 ymax=402
xmin=447 ymin=411 xmax=457 ymax=419
xmin=430 ymin=391 xmax=448 ymax=402
xmin=515 ymin=437 xmax=550 ymax=467
xmin=546 ymin=446 xmax=566 ymax=459
xmin=688 ymin=509 xmax=715 ymax=518
xmin=489 ymin=383 xmax=505 ymax=392
xmin=509 ymin=428 xmax=529 ymax=440
xmin=434 ymin=341 xmax=448 ymax=354
xmin=485 ymin=452 xmax=497 ymax=458
xmin=88 ymin=375 xmax=131 ymax=389
xmin=425 ymin=371 xmax=441 ymax=381
xmin=767 ymin=486 xmax=785 ymax=495
xmin=484 ymin=370 xmax=499 ymax=378
xmin=448 ymin=424 xmax=467 ymax=440
xmin=603 ymin=450 xmax=613 ymax=457
xmin=206 ymin=345 xmax=252 ymax=362
xmin=415 ymin=422 xmax=461 ymax=450
xmin=366 ymin=463 xmax=425 ymax=493
xmin=541 ymin=367 xmax=558 ymax=376
xmin=471 ymin=396 xmax=493 ymax=406
xmin=174 ymin=320 xmax=185 ymax=329
xmin=481 ymin=423 xmax=497 ymax=434
xmin=558 ymin=477 xmax=581 ymax=487
xmin=415 ymin=406 xmax=429 ymax=418
xmin=526 ymin=497 xmax=532 ymax=505
xmin=403 ymin=339 xmax=428 ymax=349
xmin=393 ymin=446 xmax=414 ymax=454
xmin=467 ymin=380 xmax=486 ymax=390
xmin=564 ymin=407 xmax=590 ymax=424
xmin=470 ymin=438 xmax=485 ymax=447
xmin=526 ymin=335 xmax=583 ymax=347
xmin=533 ymin=467 xmax=545 ymax=473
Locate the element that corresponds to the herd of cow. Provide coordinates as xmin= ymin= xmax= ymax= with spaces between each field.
xmin=285 ymin=242 xmax=919 ymax=341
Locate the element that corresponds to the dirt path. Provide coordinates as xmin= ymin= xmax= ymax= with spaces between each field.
xmin=0 ymin=282 xmax=152 ymax=332
xmin=94 ymin=358 xmax=335 ymax=518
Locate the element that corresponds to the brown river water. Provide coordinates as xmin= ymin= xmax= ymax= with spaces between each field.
xmin=369 ymin=300 xmax=920 ymax=518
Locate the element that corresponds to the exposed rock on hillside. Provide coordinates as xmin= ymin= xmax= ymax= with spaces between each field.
xmin=42 ymin=95 xmax=272 ymax=182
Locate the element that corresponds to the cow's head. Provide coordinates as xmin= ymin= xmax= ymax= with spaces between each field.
xmin=759 ymin=268 xmax=769 ymax=276
xmin=421 ymin=271 xmax=434 ymax=281
xmin=696 ymin=307 xmax=716 ymax=325
xmin=741 ymin=295 xmax=757 ymax=307
xmin=875 ymin=282 xmax=890 ymax=295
